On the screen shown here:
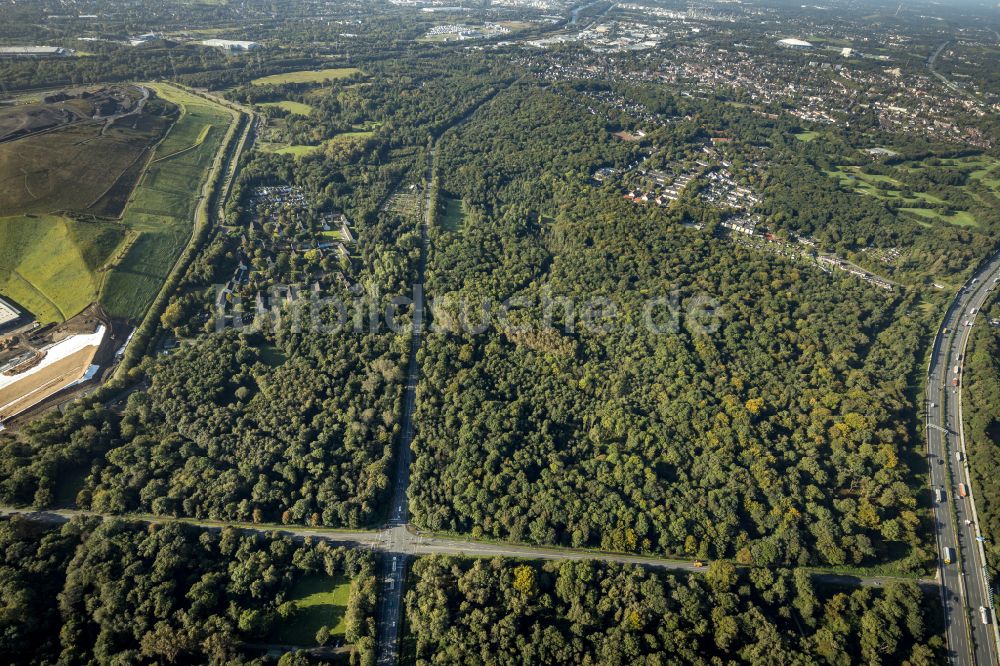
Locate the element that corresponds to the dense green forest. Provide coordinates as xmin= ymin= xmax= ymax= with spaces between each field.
xmin=963 ymin=295 xmax=1000 ymax=582
xmin=2 ymin=1 xmax=1000 ymax=662
xmin=404 ymin=556 xmax=941 ymax=664
xmin=0 ymin=328 xmax=406 ymax=528
xmin=410 ymin=85 xmax=935 ymax=569
xmin=0 ymin=516 xmax=377 ymax=664
xmin=83 ymin=331 xmax=405 ymax=526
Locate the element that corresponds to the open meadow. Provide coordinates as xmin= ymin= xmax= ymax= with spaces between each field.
xmin=251 ymin=67 xmax=361 ymax=86
xmin=0 ymin=214 xmax=122 ymax=322
xmin=266 ymin=574 xmax=352 ymax=646
xmin=259 ymin=100 xmax=314 ymax=116
xmin=826 ymin=154 xmax=1000 ymax=229
xmin=100 ymin=84 xmax=236 ymax=320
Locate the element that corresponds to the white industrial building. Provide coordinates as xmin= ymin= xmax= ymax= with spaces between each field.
xmin=777 ymin=38 xmax=813 ymax=50
xmin=0 ymin=46 xmax=74 ymax=57
xmin=201 ymin=39 xmax=260 ymax=52
xmin=0 ymin=297 xmax=19 ymax=328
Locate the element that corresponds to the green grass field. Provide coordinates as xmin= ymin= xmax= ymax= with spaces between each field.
xmin=0 ymin=214 xmax=123 ymax=322
xmin=100 ymin=84 xmax=235 ymax=320
xmin=905 ymin=155 xmax=1000 ymax=193
xmin=900 ymin=207 xmax=979 ymax=227
xmin=251 ymin=67 xmax=361 ymax=86
xmin=439 ymin=197 xmax=466 ymax=232
xmin=260 ymin=100 xmax=314 ymax=116
xmin=794 ymin=130 xmax=820 ymax=142
xmin=258 ymin=142 xmax=323 ymax=157
xmin=258 ymin=130 xmax=374 ymax=159
xmin=268 ymin=575 xmax=352 ymax=646
xmin=825 ymin=164 xmax=978 ymax=226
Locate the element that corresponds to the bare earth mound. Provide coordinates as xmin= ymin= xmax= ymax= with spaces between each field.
xmin=0 ymin=86 xmax=173 ymax=218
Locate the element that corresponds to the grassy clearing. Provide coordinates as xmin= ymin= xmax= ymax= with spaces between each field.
xmin=268 ymin=574 xmax=352 ymax=646
xmin=332 ymin=130 xmax=373 ymax=142
xmin=794 ymin=130 xmax=820 ymax=142
xmin=439 ymin=197 xmax=466 ymax=232
xmin=100 ymin=83 xmax=234 ymax=320
xmin=260 ymin=100 xmax=314 ymax=116
xmin=0 ymin=214 xmax=122 ymax=322
xmin=251 ymin=67 xmax=361 ymax=86
xmin=496 ymin=20 xmax=537 ymax=30
xmin=258 ymin=344 xmax=288 ymax=367
xmin=900 ymin=207 xmax=978 ymax=227
xmin=825 ymin=165 xmax=978 ymax=226
xmin=258 ymin=142 xmax=322 ymax=157
xmin=258 ymin=130 xmax=374 ymax=159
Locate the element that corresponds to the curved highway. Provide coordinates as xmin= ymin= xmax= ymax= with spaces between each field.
xmin=927 ymin=250 xmax=1000 ymax=665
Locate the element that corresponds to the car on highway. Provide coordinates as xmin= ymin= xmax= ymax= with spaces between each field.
xmin=982 ymin=607 xmax=991 ymax=625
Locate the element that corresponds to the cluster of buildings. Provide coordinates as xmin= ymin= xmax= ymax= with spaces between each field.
xmin=425 ymin=22 xmax=511 ymax=40
xmin=816 ymin=255 xmax=894 ymax=291
xmin=621 ymin=169 xmax=697 ymax=206
xmin=518 ymin=10 xmax=996 ymax=151
xmin=861 ymin=245 xmax=903 ymax=266
xmin=216 ymin=185 xmax=357 ymax=314
xmin=700 ymin=167 xmax=760 ymax=211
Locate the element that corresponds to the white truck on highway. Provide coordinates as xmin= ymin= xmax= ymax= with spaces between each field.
xmin=943 ymin=547 xmax=955 ymax=565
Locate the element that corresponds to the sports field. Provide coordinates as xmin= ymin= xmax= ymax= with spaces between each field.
xmin=251 ymin=67 xmax=361 ymax=86
xmin=0 ymin=215 xmax=122 ymax=323
xmin=100 ymin=84 xmax=236 ymax=320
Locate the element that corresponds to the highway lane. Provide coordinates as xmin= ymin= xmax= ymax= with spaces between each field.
xmin=927 ymin=251 xmax=1000 ymax=665
xmin=373 ymin=145 xmax=434 ymax=666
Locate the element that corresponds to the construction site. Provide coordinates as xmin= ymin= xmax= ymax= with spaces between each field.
xmin=0 ymin=303 xmax=124 ymax=428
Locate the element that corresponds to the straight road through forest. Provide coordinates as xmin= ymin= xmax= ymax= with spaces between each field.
xmin=374 ymin=145 xmax=434 ymax=666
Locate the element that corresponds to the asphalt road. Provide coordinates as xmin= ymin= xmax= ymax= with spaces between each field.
xmin=927 ymin=252 xmax=1000 ymax=666
xmin=373 ymin=146 xmax=434 ymax=666
xmin=0 ymin=503 xmax=936 ymax=582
